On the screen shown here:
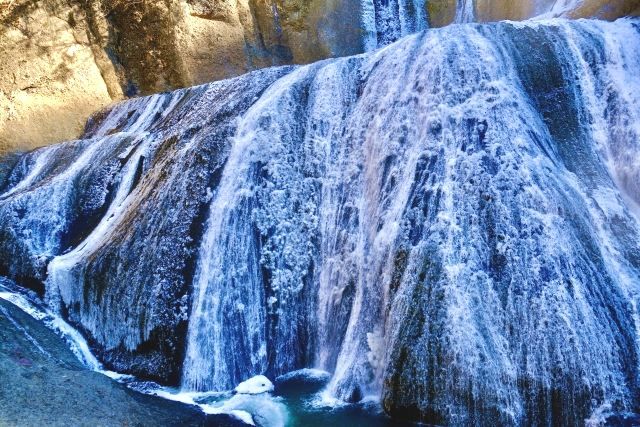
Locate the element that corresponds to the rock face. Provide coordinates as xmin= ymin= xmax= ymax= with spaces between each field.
xmin=0 ymin=0 xmax=374 ymax=154
xmin=473 ymin=0 xmax=640 ymax=22
xmin=0 ymin=0 xmax=122 ymax=155
xmin=0 ymin=293 xmax=246 ymax=426
xmin=1 ymin=17 xmax=640 ymax=425
xmin=0 ymin=66 xmax=291 ymax=382
xmin=2 ymin=0 xmax=639 ymax=153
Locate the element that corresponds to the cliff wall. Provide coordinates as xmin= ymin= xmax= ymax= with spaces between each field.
xmin=0 ymin=0 xmax=638 ymax=153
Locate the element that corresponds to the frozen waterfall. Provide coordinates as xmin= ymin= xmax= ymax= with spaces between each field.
xmin=0 ymin=18 xmax=639 ymax=425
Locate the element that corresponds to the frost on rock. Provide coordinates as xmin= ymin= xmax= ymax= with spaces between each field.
xmin=0 ymin=67 xmax=291 ymax=383
xmin=179 ymin=19 xmax=640 ymax=425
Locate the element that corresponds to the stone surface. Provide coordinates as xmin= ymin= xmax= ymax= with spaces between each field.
xmin=0 ymin=0 xmax=365 ymax=154
xmin=427 ymin=0 xmax=640 ymax=26
xmin=0 ymin=0 xmax=122 ymax=155
xmin=274 ymin=369 xmax=331 ymax=396
xmin=0 ymin=298 xmax=248 ymax=427
xmin=473 ymin=0 xmax=640 ymax=22
xmin=1 ymin=0 xmax=639 ymax=153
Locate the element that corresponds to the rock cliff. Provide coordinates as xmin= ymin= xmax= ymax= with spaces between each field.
xmin=1 ymin=0 xmax=638 ymax=154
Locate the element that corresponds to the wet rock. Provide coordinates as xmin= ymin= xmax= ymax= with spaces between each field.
xmin=0 ymin=298 xmax=247 ymax=426
xmin=274 ymin=369 xmax=331 ymax=396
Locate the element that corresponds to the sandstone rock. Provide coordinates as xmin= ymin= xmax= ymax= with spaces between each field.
xmin=429 ymin=0 xmax=640 ymax=26
xmin=0 ymin=0 xmax=365 ymax=153
xmin=0 ymin=0 xmax=122 ymax=155
xmin=1 ymin=0 xmax=638 ymax=154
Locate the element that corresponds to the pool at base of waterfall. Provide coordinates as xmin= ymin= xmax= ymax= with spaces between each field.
xmin=2 ymin=280 xmax=640 ymax=427
xmin=0 ymin=280 xmax=409 ymax=427
xmin=122 ymin=371 xmax=417 ymax=427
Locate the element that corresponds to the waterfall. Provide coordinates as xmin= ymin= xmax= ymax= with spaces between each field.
xmin=1 ymin=18 xmax=639 ymax=425
xmin=545 ymin=0 xmax=584 ymax=18
xmin=178 ymin=69 xmax=321 ymax=391
xmin=45 ymin=93 xmax=185 ymax=328
xmin=361 ymin=0 xmax=428 ymax=50
xmin=179 ymin=18 xmax=640 ymax=423
xmin=455 ymin=0 xmax=475 ymax=23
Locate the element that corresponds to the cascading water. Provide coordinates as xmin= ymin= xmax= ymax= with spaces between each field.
xmin=455 ymin=0 xmax=475 ymax=23
xmin=361 ymin=0 xmax=428 ymax=50
xmin=541 ymin=0 xmax=585 ymax=18
xmin=0 ymin=17 xmax=639 ymax=425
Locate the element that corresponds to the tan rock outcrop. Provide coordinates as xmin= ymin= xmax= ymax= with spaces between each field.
xmin=0 ymin=0 xmax=366 ymax=154
xmin=473 ymin=0 xmax=640 ymax=22
xmin=1 ymin=0 xmax=638 ymax=154
xmin=427 ymin=0 xmax=456 ymax=27
xmin=0 ymin=0 xmax=122 ymax=154
xmin=567 ymin=0 xmax=640 ymax=20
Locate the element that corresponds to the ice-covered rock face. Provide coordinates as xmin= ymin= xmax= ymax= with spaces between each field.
xmin=1 ymin=18 xmax=640 ymax=425
xmin=0 ymin=66 xmax=293 ymax=382
xmin=235 ymin=375 xmax=275 ymax=395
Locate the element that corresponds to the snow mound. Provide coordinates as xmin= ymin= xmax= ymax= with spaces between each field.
xmin=234 ymin=375 xmax=274 ymax=395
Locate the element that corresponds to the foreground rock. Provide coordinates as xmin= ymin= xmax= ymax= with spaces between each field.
xmin=274 ymin=369 xmax=331 ymax=396
xmin=0 ymin=298 xmax=246 ymax=427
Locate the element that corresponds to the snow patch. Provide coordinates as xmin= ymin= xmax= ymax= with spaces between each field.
xmin=235 ymin=375 xmax=274 ymax=395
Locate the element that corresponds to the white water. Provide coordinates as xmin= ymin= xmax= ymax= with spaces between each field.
xmin=46 ymin=133 xmax=150 ymax=310
xmin=360 ymin=0 xmax=428 ymax=50
xmin=43 ymin=89 xmax=191 ymax=350
xmin=455 ymin=0 xmax=475 ymax=23
xmin=179 ymin=18 xmax=640 ymax=424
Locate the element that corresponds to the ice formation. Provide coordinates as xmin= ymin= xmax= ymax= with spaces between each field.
xmin=1 ymin=18 xmax=639 ymax=424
